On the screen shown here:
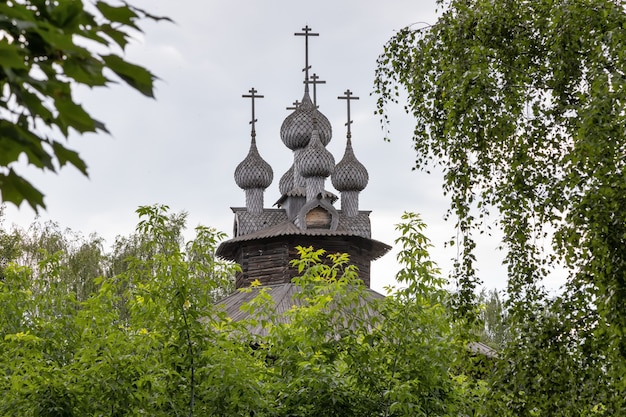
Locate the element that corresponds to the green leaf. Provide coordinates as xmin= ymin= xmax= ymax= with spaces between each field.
xmin=49 ymin=0 xmax=83 ymax=30
xmin=63 ymin=55 xmax=109 ymax=87
xmin=51 ymin=141 xmax=88 ymax=175
xmin=95 ymin=2 xmax=139 ymax=28
xmin=98 ymin=23 xmax=131 ymax=49
xmin=33 ymin=22 xmax=86 ymax=54
xmin=0 ymin=169 xmax=45 ymax=211
xmin=13 ymin=86 xmax=55 ymax=125
xmin=55 ymin=98 xmax=97 ymax=134
xmin=0 ymin=4 xmax=35 ymax=26
xmin=102 ymin=54 xmax=156 ymax=98
xmin=128 ymin=4 xmax=175 ymax=24
xmin=0 ymin=42 xmax=26 ymax=69
xmin=0 ymin=121 xmax=54 ymax=170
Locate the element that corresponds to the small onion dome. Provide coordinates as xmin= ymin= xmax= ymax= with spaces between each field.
xmin=297 ymin=127 xmax=335 ymax=178
xmin=279 ymin=164 xmax=294 ymax=195
xmin=332 ymin=137 xmax=369 ymax=191
xmin=234 ymin=137 xmax=273 ymax=190
xmin=280 ymin=91 xmax=332 ymax=150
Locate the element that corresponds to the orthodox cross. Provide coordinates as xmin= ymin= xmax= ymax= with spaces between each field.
xmin=304 ymin=73 xmax=326 ymax=107
xmin=294 ymin=25 xmax=319 ymax=88
xmin=338 ymin=89 xmax=359 ymax=138
xmin=286 ymin=100 xmax=300 ymax=111
xmin=242 ymin=87 xmax=264 ymax=137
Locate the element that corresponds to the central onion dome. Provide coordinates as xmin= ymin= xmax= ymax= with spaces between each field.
xmin=297 ymin=126 xmax=335 ymax=178
xmin=234 ymin=136 xmax=273 ymax=190
xmin=279 ymin=164 xmax=295 ymax=195
xmin=280 ymin=91 xmax=332 ymax=150
xmin=331 ymin=136 xmax=369 ymax=191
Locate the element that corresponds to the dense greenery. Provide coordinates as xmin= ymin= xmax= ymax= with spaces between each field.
xmin=0 ymin=0 xmax=168 ymax=211
xmin=376 ymin=0 xmax=626 ymax=319
xmin=375 ymin=0 xmax=626 ymax=414
xmin=3 ymin=204 xmax=623 ymax=414
xmin=0 ymin=205 xmax=237 ymax=416
xmin=1 ymin=206 xmax=489 ymax=416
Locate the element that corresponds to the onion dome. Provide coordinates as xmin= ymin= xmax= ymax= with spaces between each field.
xmin=297 ymin=126 xmax=335 ymax=178
xmin=234 ymin=136 xmax=273 ymax=190
xmin=280 ymin=91 xmax=332 ymax=150
xmin=331 ymin=136 xmax=369 ymax=191
xmin=279 ymin=164 xmax=294 ymax=195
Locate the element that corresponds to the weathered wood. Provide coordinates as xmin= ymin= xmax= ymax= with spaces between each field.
xmin=305 ymin=207 xmax=331 ymax=229
xmin=233 ymin=236 xmax=373 ymax=288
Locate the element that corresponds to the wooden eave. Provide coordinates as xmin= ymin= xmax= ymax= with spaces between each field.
xmin=215 ymin=220 xmax=391 ymax=261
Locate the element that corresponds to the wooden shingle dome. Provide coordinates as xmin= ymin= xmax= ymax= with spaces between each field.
xmin=280 ymin=91 xmax=332 ymax=150
xmin=332 ymin=136 xmax=368 ymax=192
xmin=297 ymin=126 xmax=335 ymax=179
xmin=234 ymin=135 xmax=273 ymax=191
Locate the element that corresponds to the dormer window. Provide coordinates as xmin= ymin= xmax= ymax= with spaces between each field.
xmin=306 ymin=206 xmax=332 ymax=229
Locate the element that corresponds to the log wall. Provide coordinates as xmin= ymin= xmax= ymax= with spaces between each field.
xmin=234 ymin=236 xmax=372 ymax=289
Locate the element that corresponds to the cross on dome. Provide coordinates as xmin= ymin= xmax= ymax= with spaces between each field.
xmin=242 ymin=87 xmax=264 ymax=137
xmin=305 ymin=73 xmax=326 ymax=107
xmin=338 ymin=89 xmax=359 ymax=138
xmin=286 ymin=100 xmax=301 ymax=111
xmin=294 ymin=25 xmax=319 ymax=90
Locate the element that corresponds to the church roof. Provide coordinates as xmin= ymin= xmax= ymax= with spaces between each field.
xmin=220 ymin=25 xmax=391 ymax=288
xmin=274 ymin=186 xmax=338 ymax=207
xmin=279 ymin=164 xmax=294 ymax=195
xmin=216 ymin=283 xmax=385 ymax=337
xmin=217 ymin=213 xmax=391 ymax=260
xmin=297 ymin=126 xmax=335 ymax=179
xmin=216 ymin=283 xmax=498 ymax=358
xmin=231 ymin=206 xmax=373 ymax=238
xmin=232 ymin=208 xmax=288 ymax=236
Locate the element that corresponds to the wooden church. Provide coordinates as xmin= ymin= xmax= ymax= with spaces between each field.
xmin=215 ymin=26 xmax=391 ymax=319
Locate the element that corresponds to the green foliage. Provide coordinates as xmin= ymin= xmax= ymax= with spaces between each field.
xmin=16 ymin=218 xmax=106 ymax=302
xmin=486 ymin=296 xmax=625 ymax=416
xmin=375 ymin=0 xmax=626 ymax=316
xmin=0 ymin=206 xmax=21 ymax=279
xmin=0 ymin=204 xmax=242 ymax=416
xmin=375 ymin=0 xmax=626 ymax=414
xmin=245 ymin=214 xmax=463 ymax=416
xmin=0 ymin=1 xmax=170 ymax=211
xmin=0 ymin=207 xmax=485 ymax=416
xmin=476 ymin=288 xmax=508 ymax=350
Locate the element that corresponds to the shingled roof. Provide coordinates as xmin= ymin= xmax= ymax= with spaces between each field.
xmin=233 ymin=207 xmax=373 ymax=237
xmin=216 ymin=216 xmax=391 ymax=261
xmin=232 ymin=208 xmax=288 ymax=236
xmin=216 ymin=283 xmax=385 ymax=337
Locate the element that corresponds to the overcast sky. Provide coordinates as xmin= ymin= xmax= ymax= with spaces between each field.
xmin=4 ymin=0 xmax=564 ymax=293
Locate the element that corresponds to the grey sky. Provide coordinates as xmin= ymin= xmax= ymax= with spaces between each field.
xmin=5 ymin=0 xmax=551 ymax=293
